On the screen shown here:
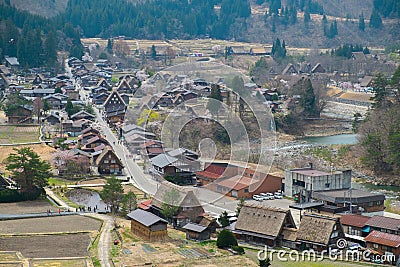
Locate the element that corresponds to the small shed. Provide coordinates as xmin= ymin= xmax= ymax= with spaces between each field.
xmin=182 ymin=223 xmax=211 ymax=241
xmin=127 ymin=209 xmax=168 ymax=242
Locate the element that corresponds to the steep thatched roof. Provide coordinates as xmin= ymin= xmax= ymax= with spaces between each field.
xmin=235 ymin=203 xmax=296 ymax=238
xmin=296 ymin=213 xmax=339 ymax=245
xmin=152 ymin=181 xmax=202 ymax=209
xmin=282 ymin=227 xmax=298 ymax=242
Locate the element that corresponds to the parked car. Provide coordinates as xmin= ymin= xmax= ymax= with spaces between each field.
xmin=274 ymin=192 xmax=283 ymax=199
xmin=253 ymin=195 xmax=264 ymax=201
xmin=260 ymin=192 xmax=274 ymax=200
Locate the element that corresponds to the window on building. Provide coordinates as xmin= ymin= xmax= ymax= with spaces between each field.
xmin=373 ymin=244 xmax=379 ymax=249
xmin=244 ymin=188 xmax=249 ymax=193
xmin=331 ymin=231 xmax=338 ymax=238
xmin=232 ymin=190 xmax=238 ymax=198
xmin=325 ymin=183 xmax=330 ymax=188
xmin=369 ymin=202 xmax=373 ymax=207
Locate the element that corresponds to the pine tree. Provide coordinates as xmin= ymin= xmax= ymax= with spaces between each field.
xmin=370 ymin=9 xmax=383 ymax=28
xmin=304 ymin=8 xmax=311 ymax=24
xmin=359 ymin=13 xmax=365 ymax=31
xmin=151 ymin=45 xmax=157 ymax=59
xmin=45 ymin=30 xmax=57 ymax=67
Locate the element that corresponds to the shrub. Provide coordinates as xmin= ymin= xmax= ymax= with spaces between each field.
xmin=216 ymin=229 xmax=238 ymax=248
xmin=0 ymin=188 xmax=42 ymax=202
xmin=232 ymin=246 xmax=245 ymax=254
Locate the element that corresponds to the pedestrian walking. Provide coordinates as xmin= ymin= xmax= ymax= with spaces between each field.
xmin=58 ymin=208 xmax=60 ymax=214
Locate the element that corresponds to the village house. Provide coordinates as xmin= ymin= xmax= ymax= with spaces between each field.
xmin=140 ymin=140 xmax=164 ymax=160
xmin=97 ymin=78 xmax=112 ymax=90
xmin=19 ymin=88 xmax=55 ymax=98
xmin=4 ymin=56 xmax=20 ymax=69
xmin=296 ymin=213 xmax=345 ymax=252
xmin=43 ymin=94 xmax=68 ymax=109
xmin=232 ymin=203 xmax=297 ymax=247
xmin=282 ymin=63 xmax=298 ymax=75
xmin=95 ymin=147 xmax=124 ymax=175
xmin=311 ymin=63 xmax=326 ymax=74
xmin=249 ymin=47 xmax=268 ymax=56
xmin=196 ymin=163 xmax=227 ymax=186
xmin=198 ymin=161 xmax=283 ymax=199
xmin=92 ymin=86 xmax=109 ymax=96
xmin=149 ymin=152 xmax=199 ymax=185
xmin=364 ymin=231 xmax=400 ymax=264
xmin=124 ymin=134 xmax=147 ymax=151
xmin=182 ymin=223 xmax=212 ymax=241
xmin=340 ymin=214 xmax=370 ymax=238
xmin=70 ymin=110 xmax=96 ymax=121
xmin=82 ymin=135 xmax=110 ymax=149
xmin=150 ymin=181 xmax=205 ymax=228
xmin=45 ymin=112 xmax=62 ymax=125
xmin=312 ymin=188 xmax=385 ymax=214
xmin=116 ymin=79 xmax=132 ymax=94
xmin=364 ymin=215 xmax=400 ymax=236
xmin=103 ymin=90 xmax=127 ymax=126
xmin=127 ymin=209 xmax=168 ymax=242
xmin=6 ymin=104 xmax=33 ymax=124
xmin=93 ymin=93 xmax=110 ymax=105
xmin=284 ymin=165 xmax=352 ymax=202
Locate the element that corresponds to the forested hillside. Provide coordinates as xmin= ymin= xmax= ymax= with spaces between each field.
xmin=1 ymin=0 xmax=400 ymax=64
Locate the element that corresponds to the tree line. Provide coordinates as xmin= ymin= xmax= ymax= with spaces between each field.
xmin=0 ymin=3 xmax=83 ymax=69
xmin=357 ymin=65 xmax=400 ymax=175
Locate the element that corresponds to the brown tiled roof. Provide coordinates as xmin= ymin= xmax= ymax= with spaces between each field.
xmin=147 ymin=147 xmax=164 ymax=155
xmin=196 ymin=165 xmax=226 ymax=180
xmin=216 ymin=176 xmax=255 ymax=190
xmin=340 ymin=214 xmax=370 ymax=228
xmin=138 ymin=199 xmax=152 ymax=210
xmin=365 ymin=216 xmax=400 ymax=231
xmin=365 ymin=230 xmax=400 ymax=248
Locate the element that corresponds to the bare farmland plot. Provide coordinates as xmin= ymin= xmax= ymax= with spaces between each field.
xmin=0 ymin=215 xmax=102 ymax=234
xmin=0 ymin=125 xmax=40 ymax=144
xmin=0 ymin=200 xmax=53 ymax=215
xmin=0 ymin=233 xmax=91 ymax=258
xmin=30 ymin=258 xmax=88 ymax=267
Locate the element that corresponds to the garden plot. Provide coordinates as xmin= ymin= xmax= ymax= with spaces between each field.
xmin=0 ymin=233 xmax=91 ymax=258
xmin=0 ymin=215 xmax=102 ymax=234
xmin=0 ymin=126 xmax=40 ymax=144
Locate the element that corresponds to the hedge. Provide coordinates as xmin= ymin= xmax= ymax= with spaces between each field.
xmin=0 ymin=188 xmax=43 ymax=202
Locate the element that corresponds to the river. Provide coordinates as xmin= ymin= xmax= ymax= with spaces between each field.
xmin=302 ymin=134 xmax=358 ymax=145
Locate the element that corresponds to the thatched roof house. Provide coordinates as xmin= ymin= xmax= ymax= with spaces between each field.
xmin=151 ymin=181 xmax=205 ymax=228
xmin=296 ymin=213 xmax=344 ymax=251
xmin=233 ymin=203 xmax=296 ymax=247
